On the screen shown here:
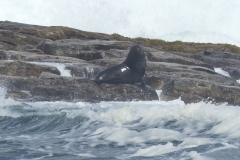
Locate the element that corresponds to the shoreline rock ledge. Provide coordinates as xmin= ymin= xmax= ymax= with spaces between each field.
xmin=1 ymin=21 xmax=240 ymax=105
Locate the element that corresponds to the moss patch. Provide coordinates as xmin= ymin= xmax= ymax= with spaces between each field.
xmin=109 ymin=34 xmax=240 ymax=54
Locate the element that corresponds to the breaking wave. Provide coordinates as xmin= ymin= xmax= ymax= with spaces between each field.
xmin=0 ymin=87 xmax=240 ymax=159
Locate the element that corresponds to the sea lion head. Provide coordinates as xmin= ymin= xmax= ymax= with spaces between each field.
xmin=126 ymin=45 xmax=145 ymax=62
xmin=124 ymin=45 xmax=146 ymax=76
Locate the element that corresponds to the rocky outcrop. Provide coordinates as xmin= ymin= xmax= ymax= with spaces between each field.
xmin=0 ymin=21 xmax=240 ymax=105
xmin=0 ymin=73 xmax=158 ymax=102
xmin=146 ymin=51 xmax=213 ymax=69
xmin=36 ymin=39 xmax=133 ymax=61
xmin=191 ymin=50 xmax=240 ymax=81
xmin=0 ymin=60 xmax=60 ymax=77
xmin=161 ymin=78 xmax=240 ymax=105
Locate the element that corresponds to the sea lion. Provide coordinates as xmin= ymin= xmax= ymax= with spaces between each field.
xmin=92 ymin=45 xmax=146 ymax=86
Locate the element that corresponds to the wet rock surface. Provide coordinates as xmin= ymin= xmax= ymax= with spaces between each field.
xmin=1 ymin=21 xmax=240 ymax=105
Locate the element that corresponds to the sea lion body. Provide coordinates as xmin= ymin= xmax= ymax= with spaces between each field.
xmin=93 ymin=45 xmax=146 ymax=86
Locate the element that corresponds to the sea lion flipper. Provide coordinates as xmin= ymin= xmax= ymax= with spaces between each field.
xmin=89 ymin=78 xmax=102 ymax=85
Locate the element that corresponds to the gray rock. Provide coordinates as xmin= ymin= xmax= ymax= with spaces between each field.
xmin=0 ymin=60 xmax=60 ymax=77
xmin=0 ymin=74 xmax=158 ymax=102
xmin=202 ymin=50 xmax=240 ymax=59
xmin=169 ymin=52 xmax=194 ymax=58
xmin=36 ymin=39 xmax=134 ymax=60
xmin=65 ymin=63 xmax=105 ymax=78
xmin=0 ymin=21 xmax=66 ymax=41
xmin=223 ymin=67 xmax=240 ymax=80
xmin=146 ymin=61 xmax=216 ymax=75
xmin=147 ymin=51 xmax=213 ymax=69
xmin=0 ymin=50 xmax=86 ymax=63
xmin=0 ymin=41 xmax=16 ymax=50
xmin=160 ymin=78 xmax=240 ymax=105
xmin=191 ymin=51 xmax=240 ymax=68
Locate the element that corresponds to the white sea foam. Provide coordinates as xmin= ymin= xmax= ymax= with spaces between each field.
xmin=237 ymin=79 xmax=240 ymax=84
xmin=155 ymin=90 xmax=162 ymax=101
xmin=76 ymin=153 xmax=96 ymax=158
xmin=1 ymin=85 xmax=240 ymax=158
xmin=3 ymin=60 xmax=14 ymax=62
xmin=59 ymin=100 xmax=240 ymax=158
xmin=0 ymin=87 xmax=21 ymax=117
xmin=90 ymin=127 xmax=182 ymax=146
xmin=28 ymin=62 xmax=72 ymax=77
xmin=130 ymin=142 xmax=179 ymax=157
xmin=206 ymin=143 xmax=238 ymax=154
xmin=214 ymin=68 xmax=231 ymax=77
xmin=180 ymin=151 xmax=214 ymax=160
xmin=208 ymin=112 xmax=240 ymax=138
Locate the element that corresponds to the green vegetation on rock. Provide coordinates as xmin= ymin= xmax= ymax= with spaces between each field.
xmin=110 ymin=33 xmax=240 ymax=54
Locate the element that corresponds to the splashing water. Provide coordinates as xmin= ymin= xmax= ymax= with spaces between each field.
xmin=0 ymin=86 xmax=240 ymax=159
xmin=83 ymin=67 xmax=96 ymax=78
xmin=237 ymin=79 xmax=240 ymax=84
xmin=28 ymin=62 xmax=72 ymax=77
xmin=214 ymin=68 xmax=231 ymax=77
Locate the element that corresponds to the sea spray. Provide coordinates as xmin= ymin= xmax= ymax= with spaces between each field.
xmin=1 ymin=87 xmax=240 ymax=159
xmin=214 ymin=68 xmax=231 ymax=77
xmin=28 ymin=62 xmax=72 ymax=77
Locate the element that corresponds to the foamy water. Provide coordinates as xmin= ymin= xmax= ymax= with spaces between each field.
xmin=0 ymin=87 xmax=240 ymax=159
xmin=237 ymin=79 xmax=240 ymax=84
xmin=214 ymin=68 xmax=231 ymax=77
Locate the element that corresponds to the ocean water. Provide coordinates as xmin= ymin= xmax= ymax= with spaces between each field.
xmin=1 ymin=84 xmax=240 ymax=160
